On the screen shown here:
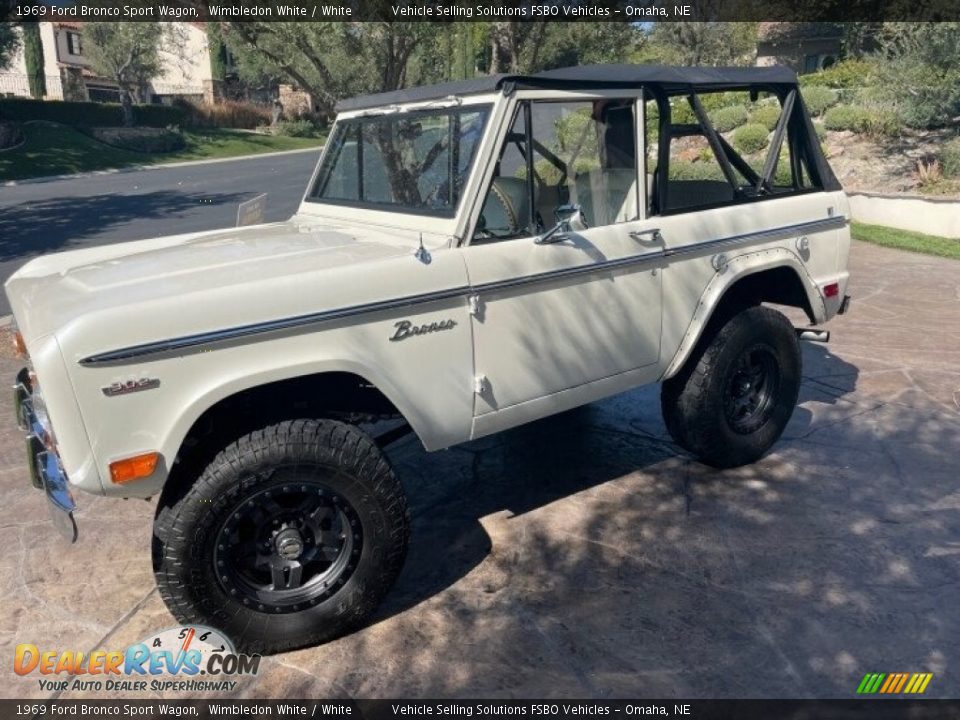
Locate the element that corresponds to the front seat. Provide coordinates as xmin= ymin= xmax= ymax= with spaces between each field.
xmin=478 ymin=177 xmax=532 ymax=238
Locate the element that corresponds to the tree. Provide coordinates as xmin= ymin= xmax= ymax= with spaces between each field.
xmin=648 ymin=22 xmax=758 ymax=66
xmin=20 ymin=22 xmax=45 ymax=98
xmin=84 ymin=22 xmax=167 ymax=127
xmin=0 ymin=22 xmax=21 ymax=72
xmin=224 ymin=22 xmax=439 ymax=119
xmin=223 ymin=21 xmax=642 ymax=117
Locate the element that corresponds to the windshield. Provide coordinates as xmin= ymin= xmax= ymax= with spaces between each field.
xmin=309 ymin=105 xmax=492 ymax=216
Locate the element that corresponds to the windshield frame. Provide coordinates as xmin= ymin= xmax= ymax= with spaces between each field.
xmin=305 ymin=103 xmax=494 ymax=219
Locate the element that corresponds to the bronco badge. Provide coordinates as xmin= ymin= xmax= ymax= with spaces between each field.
xmin=390 ymin=318 xmax=457 ymax=342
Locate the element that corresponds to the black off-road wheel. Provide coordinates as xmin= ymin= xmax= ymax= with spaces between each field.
xmin=661 ymin=305 xmax=801 ymax=469
xmin=152 ymin=419 xmax=409 ymax=654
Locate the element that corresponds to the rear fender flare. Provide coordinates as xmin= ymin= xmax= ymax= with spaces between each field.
xmin=662 ymin=248 xmax=824 ymax=380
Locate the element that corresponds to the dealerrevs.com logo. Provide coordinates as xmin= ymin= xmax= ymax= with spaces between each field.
xmin=14 ymin=626 xmax=260 ymax=694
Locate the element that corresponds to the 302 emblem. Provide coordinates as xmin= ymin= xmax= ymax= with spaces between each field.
xmin=101 ymin=377 xmax=161 ymax=397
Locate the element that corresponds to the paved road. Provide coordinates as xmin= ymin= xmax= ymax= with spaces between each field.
xmin=1 ymin=240 xmax=958 ymax=699
xmin=0 ymin=150 xmax=321 ymax=315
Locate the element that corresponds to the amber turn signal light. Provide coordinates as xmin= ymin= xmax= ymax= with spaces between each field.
xmin=12 ymin=331 xmax=27 ymax=359
xmin=109 ymin=452 xmax=159 ymax=484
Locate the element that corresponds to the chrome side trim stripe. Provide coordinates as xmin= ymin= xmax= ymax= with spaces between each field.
xmin=474 ymin=249 xmax=663 ymax=294
xmin=664 ymin=215 xmax=847 ymax=258
xmin=79 ymin=215 xmax=846 ymax=366
xmin=79 ymin=286 xmax=470 ymax=365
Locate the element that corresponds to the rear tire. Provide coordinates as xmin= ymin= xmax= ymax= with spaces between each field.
xmin=152 ymin=419 xmax=409 ymax=654
xmin=661 ymin=305 xmax=801 ymax=469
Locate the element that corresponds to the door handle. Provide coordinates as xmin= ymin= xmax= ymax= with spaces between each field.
xmin=629 ymin=228 xmax=662 ymax=243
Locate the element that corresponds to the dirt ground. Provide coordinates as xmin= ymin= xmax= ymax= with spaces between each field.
xmin=824 ymin=128 xmax=960 ymax=197
xmin=1 ymin=239 xmax=958 ymax=699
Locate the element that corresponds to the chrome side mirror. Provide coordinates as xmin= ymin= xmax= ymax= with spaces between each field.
xmin=534 ymin=204 xmax=588 ymax=245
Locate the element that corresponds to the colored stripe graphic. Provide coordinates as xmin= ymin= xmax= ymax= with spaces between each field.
xmin=857 ymin=672 xmax=932 ymax=694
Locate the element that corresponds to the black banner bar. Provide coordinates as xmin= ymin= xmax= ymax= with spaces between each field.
xmin=4 ymin=0 xmax=960 ymax=22
xmin=2 ymin=700 xmax=960 ymax=720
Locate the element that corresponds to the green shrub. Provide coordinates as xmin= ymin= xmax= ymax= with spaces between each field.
xmin=273 ymin=119 xmax=318 ymax=138
xmin=823 ymin=105 xmax=870 ymax=132
xmin=669 ymin=160 xmax=725 ymax=182
xmin=699 ymin=91 xmax=752 ymax=112
xmin=710 ymin=105 xmax=748 ymax=132
xmin=812 ymin=121 xmax=826 ymax=140
xmin=869 ymin=24 xmax=960 ymax=129
xmin=800 ymin=86 xmax=840 ymax=117
xmin=669 ymin=100 xmax=696 ymax=125
xmin=799 ymin=59 xmax=875 ymax=89
xmin=0 ymin=98 xmax=185 ymax=128
xmin=733 ymin=123 xmax=769 ymax=154
xmin=750 ymin=105 xmax=781 ymax=131
xmin=823 ymin=104 xmax=901 ymax=137
xmin=941 ymin=138 xmax=960 ymax=178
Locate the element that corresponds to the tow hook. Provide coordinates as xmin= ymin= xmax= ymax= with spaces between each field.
xmin=796 ymin=328 xmax=830 ymax=343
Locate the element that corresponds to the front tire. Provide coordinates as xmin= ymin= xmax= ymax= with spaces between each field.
xmin=661 ymin=305 xmax=801 ymax=469
xmin=152 ymin=419 xmax=409 ymax=654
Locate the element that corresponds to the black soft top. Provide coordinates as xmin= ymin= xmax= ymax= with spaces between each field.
xmin=335 ymin=64 xmax=798 ymax=113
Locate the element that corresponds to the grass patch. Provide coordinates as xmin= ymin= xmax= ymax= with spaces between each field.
xmin=851 ymin=221 xmax=960 ymax=260
xmin=0 ymin=122 xmax=323 ymax=181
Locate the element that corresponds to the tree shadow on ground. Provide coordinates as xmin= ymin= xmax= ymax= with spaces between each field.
xmin=0 ymin=190 xmax=248 ymax=262
xmin=265 ymin=343 xmax=959 ymax=697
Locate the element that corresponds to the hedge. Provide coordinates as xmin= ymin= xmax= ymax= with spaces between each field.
xmin=0 ymin=98 xmax=186 ymax=128
xmin=733 ymin=123 xmax=770 ymax=154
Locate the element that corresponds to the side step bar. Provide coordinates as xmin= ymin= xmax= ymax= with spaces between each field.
xmin=796 ymin=328 xmax=830 ymax=343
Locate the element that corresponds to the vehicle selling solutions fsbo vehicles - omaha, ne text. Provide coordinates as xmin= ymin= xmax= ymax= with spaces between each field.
xmin=8 ymin=64 xmax=851 ymax=653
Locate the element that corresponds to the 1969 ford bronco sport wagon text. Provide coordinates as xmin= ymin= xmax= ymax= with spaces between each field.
xmin=7 ymin=64 xmax=851 ymax=653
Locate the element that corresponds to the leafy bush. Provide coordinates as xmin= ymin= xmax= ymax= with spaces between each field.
xmin=174 ymin=99 xmax=271 ymax=129
xmin=733 ymin=123 xmax=769 ymax=154
xmin=669 ymin=100 xmax=696 ymax=125
xmin=87 ymin=127 xmax=185 ymax=153
xmin=799 ymin=59 xmax=875 ymax=89
xmin=823 ymin=104 xmax=901 ymax=137
xmin=272 ymin=119 xmax=318 ymax=138
xmin=800 ymin=86 xmax=840 ymax=117
xmin=750 ymin=105 xmax=781 ymax=131
xmin=699 ymin=91 xmax=753 ymax=112
xmin=669 ymin=160 xmax=725 ymax=182
xmin=870 ymin=24 xmax=960 ymax=129
xmin=812 ymin=121 xmax=826 ymax=140
xmin=709 ymin=105 xmax=748 ymax=132
xmin=941 ymin=138 xmax=960 ymax=178
xmin=0 ymin=98 xmax=185 ymax=127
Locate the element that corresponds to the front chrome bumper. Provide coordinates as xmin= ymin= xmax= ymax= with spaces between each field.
xmin=14 ymin=367 xmax=78 ymax=542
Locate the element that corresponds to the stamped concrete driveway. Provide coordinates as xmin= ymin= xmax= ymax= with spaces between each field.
xmin=1 ymin=240 xmax=958 ymax=699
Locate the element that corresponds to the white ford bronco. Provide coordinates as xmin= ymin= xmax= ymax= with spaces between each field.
xmin=8 ymin=64 xmax=850 ymax=653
